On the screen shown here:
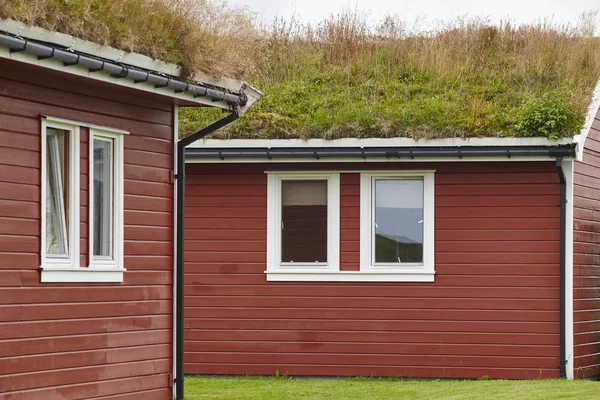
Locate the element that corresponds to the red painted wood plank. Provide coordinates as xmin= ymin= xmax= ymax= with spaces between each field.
xmin=0 ymin=329 xmax=171 ymax=357
xmin=0 ymin=301 xmax=171 ymax=323
xmin=0 ymin=315 xmax=172 ymax=340
xmin=185 ymin=329 xmax=558 ymax=346
xmin=185 ymin=352 xmax=558 ymax=369
xmin=184 ymin=363 xmax=558 ymax=379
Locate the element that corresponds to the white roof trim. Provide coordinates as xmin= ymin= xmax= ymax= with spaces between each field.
xmin=189 ymin=136 xmax=574 ymax=149
xmin=0 ymin=45 xmax=232 ymax=109
xmin=572 ymin=79 xmax=600 ymax=161
xmin=0 ymin=18 xmax=248 ymax=95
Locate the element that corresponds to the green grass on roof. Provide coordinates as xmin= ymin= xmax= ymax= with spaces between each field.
xmin=181 ymin=13 xmax=600 ymax=140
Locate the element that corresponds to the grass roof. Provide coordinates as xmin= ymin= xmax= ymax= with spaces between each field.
xmin=0 ymin=0 xmax=257 ymax=79
xmin=1 ymin=2 xmax=599 ymax=140
xmin=181 ymin=13 xmax=600 ymax=140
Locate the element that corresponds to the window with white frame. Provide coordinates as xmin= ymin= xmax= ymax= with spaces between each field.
xmin=360 ymin=171 xmax=435 ymax=281
xmin=266 ymin=172 xmax=340 ymax=279
xmin=41 ymin=124 xmax=79 ymax=271
xmin=40 ymin=117 xmax=127 ymax=283
xmin=89 ymin=128 xmax=124 ymax=270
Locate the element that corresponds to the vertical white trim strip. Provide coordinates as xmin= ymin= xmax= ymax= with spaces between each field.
xmin=172 ymin=104 xmax=179 ymax=400
xmin=564 ymin=159 xmax=575 ymax=379
xmin=40 ymin=118 xmax=48 ymax=264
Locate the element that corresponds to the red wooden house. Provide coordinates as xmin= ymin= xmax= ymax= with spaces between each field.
xmin=0 ymin=20 xmax=259 ymax=399
xmin=182 ymin=90 xmax=600 ymax=379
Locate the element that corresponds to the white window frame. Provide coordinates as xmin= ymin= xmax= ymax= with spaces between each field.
xmin=266 ymin=172 xmax=340 ymax=280
xmin=89 ymin=128 xmax=125 ymax=271
xmin=360 ymin=171 xmax=435 ymax=282
xmin=40 ymin=117 xmax=127 ymax=283
xmin=40 ymin=120 xmax=80 ymax=271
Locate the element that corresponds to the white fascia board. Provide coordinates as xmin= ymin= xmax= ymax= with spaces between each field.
xmin=572 ymin=78 xmax=600 ymax=161
xmin=0 ymin=46 xmax=231 ymax=110
xmin=188 ymin=137 xmax=574 ymax=149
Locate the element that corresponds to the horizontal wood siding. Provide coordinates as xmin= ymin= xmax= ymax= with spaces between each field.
xmin=0 ymin=58 xmax=174 ymax=398
xmin=184 ymin=161 xmax=561 ymax=379
xmin=573 ymin=108 xmax=600 ymax=379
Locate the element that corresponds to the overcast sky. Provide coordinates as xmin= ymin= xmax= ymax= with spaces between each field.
xmin=231 ymin=0 xmax=599 ymax=31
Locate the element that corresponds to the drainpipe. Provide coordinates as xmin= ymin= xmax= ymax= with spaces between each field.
xmin=175 ymin=110 xmax=240 ymax=400
xmin=556 ymin=157 xmax=567 ymax=378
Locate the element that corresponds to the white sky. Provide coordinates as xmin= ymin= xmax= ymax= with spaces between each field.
xmin=231 ymin=0 xmax=599 ymax=31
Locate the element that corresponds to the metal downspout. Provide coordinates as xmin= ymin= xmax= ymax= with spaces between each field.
xmin=175 ymin=111 xmax=240 ymax=400
xmin=556 ymin=157 xmax=567 ymax=378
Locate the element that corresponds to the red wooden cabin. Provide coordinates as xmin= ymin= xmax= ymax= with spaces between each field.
xmin=183 ymin=99 xmax=600 ymax=380
xmin=0 ymin=20 xmax=258 ymax=399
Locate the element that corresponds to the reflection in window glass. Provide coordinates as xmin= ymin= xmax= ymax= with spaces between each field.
xmin=93 ymin=139 xmax=113 ymax=257
xmin=281 ymin=180 xmax=328 ymax=263
xmin=374 ymin=179 xmax=424 ymax=263
xmin=46 ymin=129 xmax=69 ymax=256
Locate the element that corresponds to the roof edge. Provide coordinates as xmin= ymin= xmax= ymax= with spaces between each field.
xmin=572 ymin=78 xmax=600 ymax=161
xmin=0 ymin=18 xmax=248 ymax=94
xmin=188 ymin=136 xmax=575 ymax=149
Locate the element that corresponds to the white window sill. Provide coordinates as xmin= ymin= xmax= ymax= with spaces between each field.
xmin=40 ymin=266 xmax=126 ymax=283
xmin=265 ymin=271 xmax=435 ymax=282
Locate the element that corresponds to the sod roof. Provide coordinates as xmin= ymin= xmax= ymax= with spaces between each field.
xmin=2 ymin=1 xmax=599 ymax=140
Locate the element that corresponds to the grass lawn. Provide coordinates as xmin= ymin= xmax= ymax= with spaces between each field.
xmin=185 ymin=376 xmax=600 ymax=400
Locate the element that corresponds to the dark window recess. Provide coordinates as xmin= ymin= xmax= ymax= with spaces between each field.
xmin=281 ymin=180 xmax=328 ymax=263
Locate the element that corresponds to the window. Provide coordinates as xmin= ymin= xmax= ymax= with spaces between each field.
xmin=89 ymin=129 xmax=124 ymax=270
xmin=266 ymin=172 xmax=340 ymax=280
xmin=41 ymin=123 xmax=79 ymax=270
xmin=360 ymin=171 xmax=435 ymax=281
xmin=40 ymin=117 xmax=127 ymax=283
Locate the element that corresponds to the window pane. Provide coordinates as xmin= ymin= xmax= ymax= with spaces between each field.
xmin=46 ymin=130 xmax=68 ymax=256
xmin=93 ymin=139 xmax=113 ymax=257
xmin=374 ymin=179 xmax=423 ymax=263
xmin=281 ymin=180 xmax=327 ymax=263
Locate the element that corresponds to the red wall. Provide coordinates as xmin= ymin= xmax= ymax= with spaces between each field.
xmin=574 ymin=107 xmax=600 ymax=378
xmin=184 ymin=161 xmax=562 ymax=379
xmin=0 ymin=59 xmax=174 ymax=398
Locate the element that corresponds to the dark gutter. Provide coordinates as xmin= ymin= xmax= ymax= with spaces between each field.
xmin=0 ymin=31 xmax=245 ymax=106
xmin=175 ymin=111 xmax=240 ymax=400
xmin=185 ymin=144 xmax=576 ymax=160
xmin=556 ymin=157 xmax=567 ymax=378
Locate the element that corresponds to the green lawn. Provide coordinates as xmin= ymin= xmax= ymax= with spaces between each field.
xmin=185 ymin=376 xmax=599 ymax=400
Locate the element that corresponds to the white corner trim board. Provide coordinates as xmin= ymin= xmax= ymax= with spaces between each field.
xmin=40 ymin=267 xmax=126 ymax=283
xmin=564 ymin=160 xmax=575 ymax=380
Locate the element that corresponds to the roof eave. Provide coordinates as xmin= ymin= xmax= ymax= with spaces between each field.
xmin=0 ymin=19 xmax=258 ymax=111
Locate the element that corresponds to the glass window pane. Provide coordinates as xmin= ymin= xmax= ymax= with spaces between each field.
xmin=93 ymin=139 xmax=113 ymax=257
xmin=46 ymin=130 xmax=68 ymax=256
xmin=281 ymin=180 xmax=328 ymax=263
xmin=374 ymin=179 xmax=424 ymax=263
